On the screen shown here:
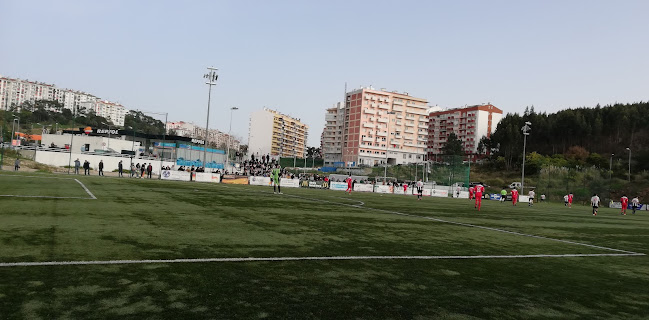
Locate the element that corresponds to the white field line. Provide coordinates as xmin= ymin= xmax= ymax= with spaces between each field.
xmin=0 ymin=253 xmax=644 ymax=268
xmin=75 ymin=179 xmax=97 ymax=199
xmin=241 ymin=187 xmax=644 ymax=256
xmin=0 ymin=195 xmax=93 ymax=200
xmin=0 ymin=174 xmax=77 ymax=180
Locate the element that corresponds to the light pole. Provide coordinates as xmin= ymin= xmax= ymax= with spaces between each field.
xmin=226 ymin=107 xmax=238 ymax=170
xmin=203 ymin=67 xmax=218 ymax=168
xmin=626 ymin=147 xmax=631 ymax=182
xmin=11 ymin=117 xmax=18 ymax=148
xmin=67 ymin=119 xmax=75 ymax=174
xmin=101 ymin=122 xmax=113 ymax=151
xmin=383 ymin=111 xmax=396 ymax=182
xmin=521 ymin=121 xmax=532 ymax=195
xmin=609 ymin=153 xmax=614 ymax=180
xmin=128 ymin=126 xmax=136 ymax=175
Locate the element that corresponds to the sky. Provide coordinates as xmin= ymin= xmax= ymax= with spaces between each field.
xmin=1 ymin=0 xmax=647 ymax=146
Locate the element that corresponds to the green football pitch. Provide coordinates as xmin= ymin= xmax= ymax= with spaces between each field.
xmin=0 ymin=172 xmax=648 ymax=319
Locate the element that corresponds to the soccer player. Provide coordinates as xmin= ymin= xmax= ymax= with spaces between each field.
xmin=468 ymin=186 xmax=475 ymax=200
xmin=500 ymin=188 xmax=507 ymax=203
xmin=345 ymin=175 xmax=353 ymax=194
xmin=416 ymin=179 xmax=424 ymax=200
xmin=528 ymin=189 xmax=535 ymax=207
xmin=474 ymin=183 xmax=484 ymax=210
xmin=591 ymin=193 xmax=600 ymax=216
xmin=631 ymin=196 xmax=640 ymax=214
xmin=272 ymin=165 xmax=282 ymax=194
xmin=620 ymin=194 xmax=629 ymax=215
xmin=403 ymin=183 xmax=408 ymax=195
xmin=568 ymin=193 xmax=574 ymax=208
xmin=511 ymin=188 xmax=519 ymax=206
xmin=564 ymin=194 xmax=569 ymax=206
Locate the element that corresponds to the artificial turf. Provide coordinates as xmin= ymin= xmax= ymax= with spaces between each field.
xmin=0 ymin=171 xmax=648 ymax=319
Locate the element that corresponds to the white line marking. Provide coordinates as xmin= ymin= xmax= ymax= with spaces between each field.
xmin=75 ymin=179 xmax=97 ymax=199
xmin=0 ymin=174 xmax=77 ymax=180
xmin=0 ymin=195 xmax=93 ymax=199
xmin=0 ymin=253 xmax=644 ymax=267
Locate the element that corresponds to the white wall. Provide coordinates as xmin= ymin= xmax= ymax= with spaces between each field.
xmin=475 ymin=110 xmax=491 ymax=153
xmin=41 ymin=134 xmax=140 ymax=153
xmin=248 ymin=110 xmax=274 ymax=158
xmin=34 ymin=150 xmax=175 ymax=175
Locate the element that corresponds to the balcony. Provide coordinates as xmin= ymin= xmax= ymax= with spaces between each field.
xmin=378 ymin=104 xmax=390 ymax=110
xmin=405 ymin=122 xmax=415 ymax=127
xmin=363 ymin=123 xmax=374 ymax=128
xmin=362 ymin=137 xmax=374 ymax=142
xmin=376 ymin=131 xmax=387 ymax=137
xmin=363 ymin=108 xmax=376 ymax=114
xmin=404 ymin=128 xmax=415 ymax=133
xmin=392 ymin=106 xmax=403 ymax=112
xmin=377 ymin=118 xmax=389 ymax=123
xmin=325 ymin=114 xmax=337 ymax=121
xmin=393 ymin=100 xmax=404 ymax=105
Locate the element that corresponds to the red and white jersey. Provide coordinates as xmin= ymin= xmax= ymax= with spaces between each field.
xmin=475 ymin=185 xmax=484 ymax=194
xmin=468 ymin=187 xmax=474 ymax=194
xmin=403 ymin=184 xmax=408 ymax=191
xmin=511 ymin=189 xmax=519 ymax=199
xmin=621 ymin=196 xmax=629 ymax=205
xmin=346 ymin=177 xmax=352 ymax=185
xmin=568 ymin=194 xmax=573 ymax=202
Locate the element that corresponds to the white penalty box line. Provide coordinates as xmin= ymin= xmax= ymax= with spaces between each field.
xmin=0 ymin=174 xmax=96 ymax=200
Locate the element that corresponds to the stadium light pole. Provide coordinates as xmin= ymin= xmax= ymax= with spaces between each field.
xmin=626 ymin=147 xmax=631 ymax=182
xmin=203 ymin=67 xmax=219 ymax=169
xmin=226 ymin=107 xmax=238 ymax=170
xmin=609 ymin=153 xmax=614 ymax=180
xmin=521 ymin=121 xmax=532 ymax=195
xmin=384 ymin=111 xmax=396 ymax=182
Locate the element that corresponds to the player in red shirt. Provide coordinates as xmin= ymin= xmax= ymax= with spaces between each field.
xmin=468 ymin=186 xmax=475 ymax=200
xmin=474 ymin=184 xmax=484 ymax=211
xmin=511 ymin=188 xmax=519 ymax=206
xmin=568 ymin=193 xmax=573 ymax=208
xmin=403 ymin=183 xmax=408 ymax=194
xmin=345 ymin=176 xmax=353 ymax=194
xmin=620 ymin=194 xmax=628 ymax=215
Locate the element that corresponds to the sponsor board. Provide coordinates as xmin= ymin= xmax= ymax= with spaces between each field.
xmin=330 ymin=182 xmax=348 ymax=191
xmin=430 ymin=189 xmax=448 ymax=198
xmin=394 ymin=187 xmax=407 ymax=195
xmin=519 ymin=195 xmax=530 ymax=203
xmin=454 ymin=191 xmax=469 ymax=199
xmin=374 ymin=185 xmax=393 ymax=194
xmin=279 ymin=178 xmax=300 ymax=188
xmin=354 ymin=184 xmax=374 ymax=192
xmin=222 ymin=176 xmax=249 ymax=185
xmin=609 ymin=201 xmax=647 ymax=210
xmin=249 ymin=176 xmax=271 ymax=186
xmin=161 ymin=170 xmax=191 ymax=182
xmin=489 ymin=194 xmax=502 ymax=200
xmin=302 ymin=180 xmax=329 ymax=188
xmin=194 ymin=172 xmax=221 ymax=183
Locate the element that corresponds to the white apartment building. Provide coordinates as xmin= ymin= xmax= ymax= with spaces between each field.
xmin=248 ymin=108 xmax=308 ymax=159
xmin=341 ymin=87 xmax=429 ymax=166
xmin=0 ymin=75 xmax=126 ymax=125
xmin=166 ymin=121 xmax=240 ymax=151
xmin=427 ymin=104 xmax=503 ymax=157
xmin=320 ymin=102 xmax=344 ymax=166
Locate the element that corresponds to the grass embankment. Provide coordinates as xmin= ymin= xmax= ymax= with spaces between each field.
xmin=0 ymin=172 xmax=648 ymax=318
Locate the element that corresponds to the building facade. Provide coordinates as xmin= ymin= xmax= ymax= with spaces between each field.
xmin=427 ymin=104 xmax=503 ymax=158
xmin=341 ymin=87 xmax=429 ymax=166
xmin=320 ymin=102 xmax=344 ymax=166
xmin=0 ymin=75 xmax=126 ymax=125
xmin=248 ymin=108 xmax=308 ymax=159
xmin=166 ymin=121 xmax=240 ymax=152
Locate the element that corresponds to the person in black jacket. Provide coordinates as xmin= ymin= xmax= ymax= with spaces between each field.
xmin=83 ymin=160 xmax=90 ymax=175
xmin=98 ymin=160 xmax=104 ymax=176
xmin=118 ymin=160 xmax=123 ymax=177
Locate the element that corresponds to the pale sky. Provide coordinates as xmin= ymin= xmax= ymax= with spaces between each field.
xmin=1 ymin=0 xmax=647 ymax=147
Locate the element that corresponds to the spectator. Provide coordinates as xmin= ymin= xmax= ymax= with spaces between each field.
xmin=98 ymin=160 xmax=104 ymax=176
xmin=147 ymin=163 xmax=153 ymax=178
xmin=118 ymin=160 xmax=124 ymax=177
xmin=14 ymin=158 xmax=20 ymax=171
xmin=83 ymin=160 xmax=90 ymax=175
xmin=74 ymin=158 xmax=81 ymax=175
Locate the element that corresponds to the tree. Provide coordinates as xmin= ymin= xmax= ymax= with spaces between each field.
xmin=441 ymin=133 xmax=463 ymax=156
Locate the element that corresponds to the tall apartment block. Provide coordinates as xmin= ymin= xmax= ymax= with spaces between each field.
xmin=341 ymin=87 xmax=429 ymax=166
xmin=321 ymin=102 xmax=344 ymax=166
xmin=427 ymin=104 xmax=503 ymax=158
xmin=167 ymin=121 xmax=241 ymax=151
xmin=248 ymin=108 xmax=308 ymax=159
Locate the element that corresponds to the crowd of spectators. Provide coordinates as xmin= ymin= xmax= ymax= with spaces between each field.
xmin=241 ymin=157 xmax=294 ymax=178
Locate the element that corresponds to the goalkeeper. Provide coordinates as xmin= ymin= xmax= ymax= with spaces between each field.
xmin=272 ymin=165 xmax=282 ymax=194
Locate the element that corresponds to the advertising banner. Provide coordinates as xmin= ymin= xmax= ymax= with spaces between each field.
xmin=430 ymin=189 xmax=448 ymax=197
xmin=354 ymin=184 xmax=374 ymax=192
xmin=394 ymin=187 xmax=407 ymax=195
xmin=454 ymin=191 xmax=469 ymax=199
xmin=374 ymin=185 xmax=393 ymax=194
xmin=330 ymin=182 xmax=348 ymax=191
xmin=249 ymin=176 xmax=271 ymax=186
xmin=161 ymin=170 xmax=191 ymax=182
xmin=303 ymin=180 xmax=329 ymax=188
xmin=489 ymin=194 xmax=502 ymax=200
xmin=519 ymin=195 xmax=530 ymax=203
xmin=280 ymin=178 xmax=300 ymax=188
xmin=194 ymin=172 xmax=221 ymax=183
xmin=222 ymin=176 xmax=249 ymax=185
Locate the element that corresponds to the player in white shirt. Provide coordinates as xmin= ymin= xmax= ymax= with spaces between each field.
xmin=416 ymin=179 xmax=424 ymax=200
xmin=591 ymin=193 xmax=600 ymax=216
xmin=631 ymin=196 xmax=640 ymax=214
xmin=564 ymin=194 xmax=569 ymax=206
xmin=528 ymin=190 xmax=535 ymax=207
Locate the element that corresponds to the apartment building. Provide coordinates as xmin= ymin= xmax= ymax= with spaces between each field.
xmin=341 ymin=87 xmax=429 ymax=166
xmin=248 ymin=108 xmax=308 ymax=159
xmin=166 ymin=121 xmax=241 ymax=151
xmin=320 ymin=102 xmax=344 ymax=166
xmin=0 ymin=75 xmax=126 ymax=125
xmin=427 ymin=104 xmax=503 ymax=158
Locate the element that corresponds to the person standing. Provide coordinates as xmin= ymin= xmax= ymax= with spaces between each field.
xmin=147 ymin=163 xmax=153 ymax=179
xmin=500 ymin=188 xmax=507 ymax=203
xmin=140 ymin=163 xmax=146 ymax=178
xmin=631 ymin=196 xmax=640 ymax=214
xmin=74 ymin=158 xmax=81 ymax=175
xmin=468 ymin=186 xmax=475 ymax=200
xmin=345 ymin=175 xmax=353 ymax=194
xmin=568 ymin=192 xmax=574 ymax=208
xmin=130 ymin=163 xmax=136 ymax=178
xmin=416 ymin=179 xmax=424 ymax=200
xmin=98 ymin=160 xmax=104 ymax=176
xmin=404 ymin=183 xmax=409 ymax=195
xmin=83 ymin=160 xmax=90 ymax=175
xmin=511 ymin=188 xmax=519 ymax=206
xmin=564 ymin=194 xmax=569 ymax=207
xmin=118 ymin=160 xmax=124 ymax=177
xmin=14 ymin=158 xmax=20 ymax=171
xmin=620 ymin=194 xmax=629 ymax=215
xmin=272 ymin=165 xmax=282 ymax=194
xmin=474 ymin=183 xmax=485 ymax=210
xmin=528 ymin=189 xmax=535 ymax=207
xmin=591 ymin=193 xmax=601 ymax=216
